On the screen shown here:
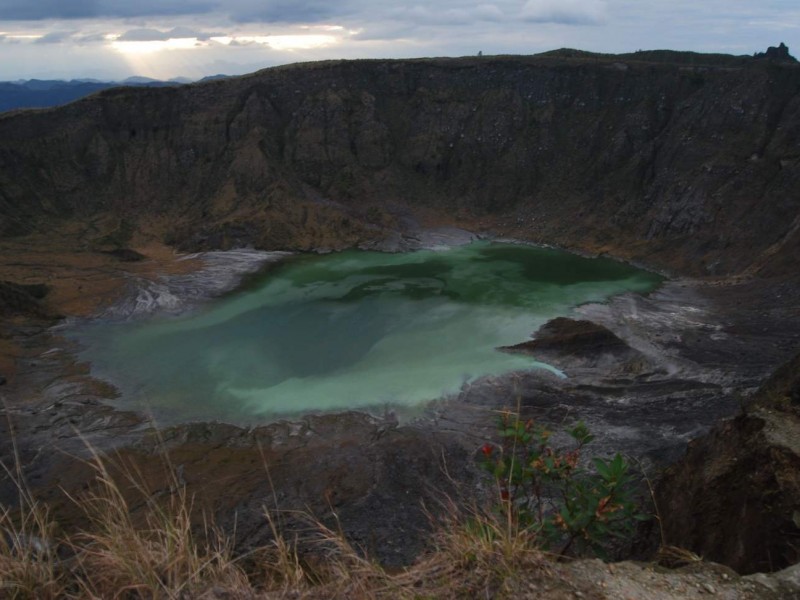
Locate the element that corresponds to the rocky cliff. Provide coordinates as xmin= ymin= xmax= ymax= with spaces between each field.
xmin=1 ymin=52 xmax=799 ymax=276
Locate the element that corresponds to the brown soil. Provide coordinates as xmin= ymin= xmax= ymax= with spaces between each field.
xmin=0 ymin=231 xmax=201 ymax=319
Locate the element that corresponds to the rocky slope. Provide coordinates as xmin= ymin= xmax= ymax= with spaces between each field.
xmin=0 ymin=51 xmax=799 ymax=276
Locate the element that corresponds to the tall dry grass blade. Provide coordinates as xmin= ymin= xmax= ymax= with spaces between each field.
xmin=397 ymin=496 xmax=550 ymax=599
xmin=0 ymin=410 xmax=65 ymax=599
xmin=62 ymin=439 xmax=251 ymax=598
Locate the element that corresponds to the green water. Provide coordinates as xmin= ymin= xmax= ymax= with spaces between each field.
xmin=75 ymin=242 xmax=662 ymax=423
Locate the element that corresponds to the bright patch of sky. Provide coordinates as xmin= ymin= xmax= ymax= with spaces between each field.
xmin=0 ymin=0 xmax=797 ymax=80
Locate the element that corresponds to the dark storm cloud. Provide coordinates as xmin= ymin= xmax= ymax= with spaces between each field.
xmin=0 ymin=0 xmax=214 ymax=20
xmin=0 ymin=0 xmax=97 ymax=20
xmin=0 ymin=0 xmax=462 ymax=25
xmin=0 ymin=0 xmax=362 ymax=24
xmin=228 ymin=0 xmax=352 ymax=24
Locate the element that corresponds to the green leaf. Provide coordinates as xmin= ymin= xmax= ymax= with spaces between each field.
xmin=610 ymin=453 xmax=626 ymax=475
xmin=592 ymin=458 xmax=612 ymax=479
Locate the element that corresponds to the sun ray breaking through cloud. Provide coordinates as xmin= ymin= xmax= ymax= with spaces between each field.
xmin=0 ymin=0 xmax=797 ymax=79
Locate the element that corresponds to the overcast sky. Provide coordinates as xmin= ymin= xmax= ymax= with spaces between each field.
xmin=0 ymin=0 xmax=797 ymax=81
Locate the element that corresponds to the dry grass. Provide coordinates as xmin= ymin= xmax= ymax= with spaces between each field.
xmin=65 ymin=451 xmax=250 ymax=598
xmin=0 ymin=478 xmax=65 ymax=598
xmin=0 ymin=441 xmax=254 ymax=599
xmin=0 ymin=442 xmax=560 ymax=600
xmin=0 ymin=431 xmax=67 ymax=599
xmin=397 ymin=501 xmax=551 ymax=598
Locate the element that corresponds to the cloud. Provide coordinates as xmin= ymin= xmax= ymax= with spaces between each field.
xmin=228 ymin=0 xmax=353 ymax=24
xmin=349 ymin=22 xmax=418 ymax=42
xmin=34 ymin=30 xmax=78 ymax=44
xmin=0 ymin=0 xmax=97 ymax=20
xmin=75 ymin=32 xmax=113 ymax=43
xmin=391 ymin=4 xmax=506 ymax=26
xmin=521 ymin=0 xmax=607 ymax=24
xmin=0 ymin=0 xmax=797 ymax=83
xmin=0 ymin=0 xmax=358 ymax=23
xmin=474 ymin=4 xmax=505 ymax=21
xmin=0 ymin=0 xmax=215 ymax=20
xmin=117 ymin=27 xmax=223 ymax=42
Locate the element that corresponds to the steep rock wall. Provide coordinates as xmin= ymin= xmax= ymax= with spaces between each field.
xmin=656 ymin=353 xmax=800 ymax=574
xmin=1 ymin=55 xmax=799 ymax=275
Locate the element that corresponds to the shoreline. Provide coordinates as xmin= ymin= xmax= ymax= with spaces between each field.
xmin=2 ymin=230 xmax=795 ymax=447
xmin=55 ymin=233 xmax=661 ymax=429
xmin=2 ymin=228 xmax=799 ymax=567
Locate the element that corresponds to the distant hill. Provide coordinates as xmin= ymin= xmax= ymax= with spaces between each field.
xmin=0 ymin=77 xmax=222 ymax=113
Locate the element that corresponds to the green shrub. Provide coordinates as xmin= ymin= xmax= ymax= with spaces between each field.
xmin=478 ymin=411 xmax=646 ymax=558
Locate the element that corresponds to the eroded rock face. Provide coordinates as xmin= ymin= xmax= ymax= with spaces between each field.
xmin=0 ymin=53 xmax=799 ymax=277
xmin=656 ymin=353 xmax=800 ymax=574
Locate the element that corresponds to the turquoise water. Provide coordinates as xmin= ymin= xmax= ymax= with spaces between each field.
xmin=74 ymin=242 xmax=662 ymax=424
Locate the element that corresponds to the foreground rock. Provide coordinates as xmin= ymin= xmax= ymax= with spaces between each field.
xmin=275 ymin=557 xmax=800 ymax=599
xmin=551 ymin=559 xmax=800 ymax=600
xmin=657 ymin=352 xmax=800 ymax=574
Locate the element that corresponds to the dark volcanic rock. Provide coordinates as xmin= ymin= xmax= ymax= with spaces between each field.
xmin=100 ymin=248 xmax=146 ymax=262
xmin=502 ymin=317 xmax=632 ymax=357
xmin=0 ymin=280 xmax=52 ymax=317
xmin=757 ymin=351 xmax=800 ymax=408
xmin=656 ymin=352 xmax=800 ymax=574
xmin=500 ymin=317 xmax=651 ymax=373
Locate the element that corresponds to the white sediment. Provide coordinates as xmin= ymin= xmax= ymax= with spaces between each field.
xmin=101 ymin=249 xmax=292 ymax=320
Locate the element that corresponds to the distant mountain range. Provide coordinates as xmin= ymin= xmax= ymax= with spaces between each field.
xmin=0 ymin=75 xmax=228 ymax=113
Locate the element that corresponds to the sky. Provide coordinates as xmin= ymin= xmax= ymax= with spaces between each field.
xmin=0 ymin=0 xmax=797 ymax=81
